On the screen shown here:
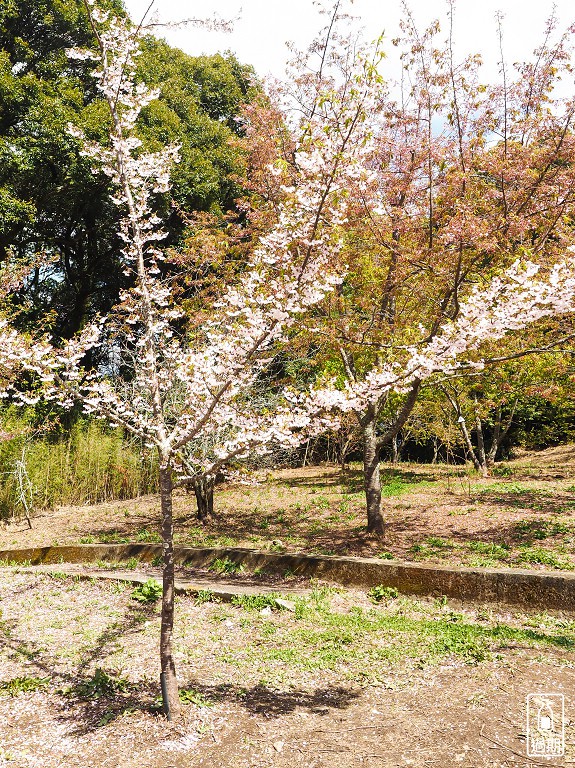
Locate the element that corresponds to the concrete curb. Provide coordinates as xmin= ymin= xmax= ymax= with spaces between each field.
xmin=1 ymin=543 xmax=574 ymax=610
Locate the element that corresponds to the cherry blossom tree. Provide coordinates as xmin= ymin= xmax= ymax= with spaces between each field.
xmin=58 ymin=2 xmax=376 ymax=719
xmin=301 ymin=5 xmax=575 ymax=533
xmin=42 ymin=0 xmax=575 ymax=719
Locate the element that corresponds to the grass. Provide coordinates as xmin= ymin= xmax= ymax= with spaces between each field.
xmin=517 ymin=547 xmax=573 ymax=570
xmin=194 ymin=589 xmax=219 ymax=605
xmin=72 ymin=668 xmax=129 ymax=699
xmin=513 ymin=519 xmax=572 ymax=541
xmin=468 ymin=541 xmax=510 ymax=559
xmin=210 ymin=558 xmax=245 ymax=576
xmin=178 ymin=688 xmax=213 ymax=707
xmin=409 ymin=537 xmax=456 ymax=558
xmin=0 ymin=676 xmax=49 ymax=696
xmin=0 ymin=558 xmax=32 ymax=567
xmin=380 ymin=474 xmax=434 ymax=497
xmin=231 ymin=593 xmax=281 ymax=611
xmin=0 ymin=411 xmax=158 ymax=519
xmin=478 ymin=482 xmax=540 ymax=495
xmin=224 ymin=587 xmax=575 ymax=674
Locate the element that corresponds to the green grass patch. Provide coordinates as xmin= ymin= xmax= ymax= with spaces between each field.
xmin=467 ymin=541 xmax=510 ymax=559
xmin=231 ymin=593 xmax=281 ymax=611
xmin=478 ymin=482 xmax=533 ymax=494
xmin=513 ymin=519 xmax=572 ymax=541
xmin=0 ymin=676 xmax=49 ymax=696
xmin=380 ymin=475 xmax=434 ymax=497
xmin=194 ymin=589 xmax=219 ymax=605
xmin=517 ymin=547 xmax=573 ymax=570
xmin=135 ymin=528 xmax=161 ymax=543
xmin=0 ymin=558 xmax=32 ymax=567
xmin=234 ymin=596 xmax=575 ymax=674
xmin=490 ymin=465 xmax=514 ymax=477
xmin=409 ymin=537 xmax=456 ymax=558
xmin=73 ymin=668 xmax=129 ymax=699
xmin=179 ymin=688 xmax=212 ymax=707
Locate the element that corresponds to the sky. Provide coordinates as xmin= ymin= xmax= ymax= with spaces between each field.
xmin=122 ymin=0 xmax=575 ymax=83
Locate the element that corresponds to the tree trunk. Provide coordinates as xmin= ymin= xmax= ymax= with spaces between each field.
xmin=391 ymin=433 xmax=400 ymax=465
xmin=159 ymin=466 xmax=181 ymax=721
xmin=486 ymin=399 xmax=517 ymax=467
xmin=443 ymin=389 xmax=485 ymax=475
xmin=363 ymin=419 xmax=384 ymax=535
xmin=456 ymin=411 xmax=483 ymax=473
xmin=193 ymin=475 xmax=214 ymax=524
xmin=473 ymin=399 xmax=488 ymax=477
xmin=431 ymin=436 xmax=439 ymax=464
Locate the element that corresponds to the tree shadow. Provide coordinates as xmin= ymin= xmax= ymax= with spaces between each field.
xmin=57 ymin=680 xmax=361 ymax=736
xmin=472 ymin=489 xmax=575 ymax=515
xmin=0 ymin=595 xmax=162 ymax=726
xmin=190 ymin=681 xmax=360 ymax=717
xmin=1 ymin=576 xmax=361 ymax=736
xmin=278 ymin=468 xmax=348 ymax=490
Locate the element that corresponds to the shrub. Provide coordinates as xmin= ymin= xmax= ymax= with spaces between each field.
xmin=368 ymin=585 xmax=399 ymax=602
xmin=75 ymin=668 xmax=129 ymax=698
xmin=210 ymin=558 xmax=245 ymax=575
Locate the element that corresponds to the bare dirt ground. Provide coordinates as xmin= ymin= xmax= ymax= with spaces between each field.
xmin=1 ymin=570 xmax=574 ymax=767
xmin=2 ymin=449 xmax=575 ymax=766
xmin=1 ymin=446 xmax=575 ymax=571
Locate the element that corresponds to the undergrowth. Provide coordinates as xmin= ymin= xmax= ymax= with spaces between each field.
xmin=0 ymin=409 xmax=157 ymax=519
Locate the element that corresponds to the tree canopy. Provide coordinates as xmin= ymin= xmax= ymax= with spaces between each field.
xmin=0 ymin=0 xmax=257 ymax=340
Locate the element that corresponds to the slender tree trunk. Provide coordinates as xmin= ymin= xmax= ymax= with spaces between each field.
xmin=391 ymin=433 xmax=400 ymax=465
xmin=443 ymin=389 xmax=485 ymax=475
xmin=432 ymin=436 xmax=439 ymax=464
xmin=193 ymin=476 xmax=214 ymax=524
xmin=486 ymin=405 xmax=502 ymax=467
xmin=363 ymin=419 xmax=384 ymax=535
xmin=473 ymin=399 xmax=488 ymax=476
xmin=456 ymin=411 xmax=482 ymax=473
xmin=486 ymin=399 xmax=517 ymax=466
xmin=339 ymin=433 xmax=353 ymax=472
xmin=159 ymin=466 xmax=181 ymax=721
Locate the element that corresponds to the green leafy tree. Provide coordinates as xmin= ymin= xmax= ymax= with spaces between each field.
xmin=0 ymin=0 xmax=256 ymax=341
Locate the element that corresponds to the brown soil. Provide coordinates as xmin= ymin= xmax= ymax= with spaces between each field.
xmin=1 ymin=570 xmax=574 ymax=767
xmin=1 ymin=447 xmax=575 ymax=571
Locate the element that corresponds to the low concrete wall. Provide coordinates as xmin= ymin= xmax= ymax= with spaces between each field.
xmin=1 ymin=543 xmax=574 ymax=611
